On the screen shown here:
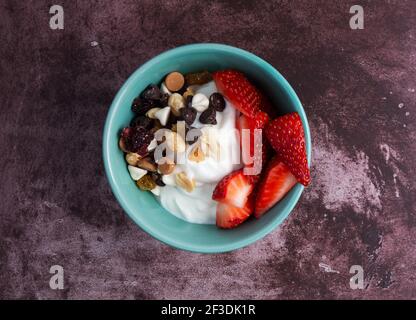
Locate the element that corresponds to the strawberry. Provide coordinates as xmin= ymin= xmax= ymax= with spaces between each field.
xmin=216 ymin=194 xmax=254 ymax=229
xmin=212 ymin=169 xmax=258 ymax=208
xmin=255 ymin=157 xmax=297 ymax=218
xmin=265 ymin=112 xmax=310 ymax=186
xmin=213 ymin=70 xmax=262 ymax=119
xmin=237 ymin=114 xmax=269 ymax=171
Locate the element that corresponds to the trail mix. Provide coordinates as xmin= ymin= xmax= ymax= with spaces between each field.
xmin=118 ymin=70 xmax=226 ymax=195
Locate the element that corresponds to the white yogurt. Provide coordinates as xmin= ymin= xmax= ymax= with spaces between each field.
xmin=155 ymin=81 xmax=242 ymax=224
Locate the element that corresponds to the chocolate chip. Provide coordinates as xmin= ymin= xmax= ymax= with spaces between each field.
xmin=209 ymin=92 xmax=226 ymax=112
xmin=199 ymin=107 xmax=217 ymax=125
xmin=180 ymin=107 xmax=197 ymax=126
xmin=141 ymin=84 xmax=161 ymax=100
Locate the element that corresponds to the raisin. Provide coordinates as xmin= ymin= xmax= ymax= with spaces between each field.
xmin=209 ymin=92 xmax=226 ymax=112
xmin=131 ymin=97 xmax=155 ymax=115
xmin=180 ymin=107 xmax=197 ymax=126
xmin=159 ymin=93 xmax=169 ymax=107
xmin=136 ymin=174 xmax=156 ymax=191
xmin=130 ymin=116 xmax=152 ymax=129
xmin=199 ymin=107 xmax=217 ymax=125
xmin=185 ymin=71 xmax=212 ymax=85
xmin=141 ymin=84 xmax=161 ymax=100
xmin=151 ymin=172 xmax=165 ymax=187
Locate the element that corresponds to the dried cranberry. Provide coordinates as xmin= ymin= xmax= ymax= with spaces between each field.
xmin=199 ymin=107 xmax=217 ymax=125
xmin=125 ymin=126 xmax=154 ymax=156
xmin=180 ymin=107 xmax=197 ymax=126
xmin=130 ymin=116 xmax=152 ymax=129
xmin=209 ymin=92 xmax=226 ymax=112
xmin=141 ymin=84 xmax=161 ymax=100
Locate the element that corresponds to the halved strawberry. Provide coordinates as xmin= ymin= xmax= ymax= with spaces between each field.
xmin=212 ymin=169 xmax=258 ymax=208
xmin=216 ymin=194 xmax=254 ymax=229
xmin=237 ymin=114 xmax=269 ymax=171
xmin=265 ymin=112 xmax=310 ymax=186
xmin=213 ymin=70 xmax=262 ymax=118
xmin=255 ymin=157 xmax=297 ymax=218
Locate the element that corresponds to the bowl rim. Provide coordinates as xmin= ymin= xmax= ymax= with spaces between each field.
xmin=103 ymin=43 xmax=311 ymax=253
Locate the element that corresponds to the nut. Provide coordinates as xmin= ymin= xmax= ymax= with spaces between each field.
xmin=146 ymin=107 xmax=161 ymax=119
xmin=175 ymin=172 xmax=195 ymax=193
xmin=158 ymin=157 xmax=175 ymax=175
xmin=165 ymin=130 xmax=186 ymax=153
xmin=137 ymin=157 xmax=157 ymax=172
xmin=168 ymin=93 xmax=185 ymax=116
xmin=165 ymin=72 xmax=185 ymax=92
xmin=119 ymin=137 xmax=128 ymax=153
xmin=136 ymin=174 xmax=156 ymax=191
xmin=182 ymin=88 xmax=194 ymax=100
xmin=125 ymin=152 xmax=141 ymax=166
xmin=188 ymin=144 xmax=205 ymax=163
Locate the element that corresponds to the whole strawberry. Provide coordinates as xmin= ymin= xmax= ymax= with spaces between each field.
xmin=265 ymin=112 xmax=310 ymax=186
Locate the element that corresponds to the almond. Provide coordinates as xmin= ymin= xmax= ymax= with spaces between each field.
xmin=175 ymin=172 xmax=195 ymax=193
xmin=168 ymin=93 xmax=185 ymax=116
xmin=146 ymin=107 xmax=161 ymax=119
xmin=188 ymin=144 xmax=205 ymax=163
xmin=137 ymin=157 xmax=157 ymax=172
xmin=158 ymin=157 xmax=175 ymax=175
xmin=125 ymin=152 xmax=141 ymax=166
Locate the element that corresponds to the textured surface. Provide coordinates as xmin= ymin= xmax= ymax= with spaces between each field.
xmin=1 ymin=0 xmax=415 ymax=299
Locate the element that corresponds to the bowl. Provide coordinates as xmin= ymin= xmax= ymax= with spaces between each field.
xmin=103 ymin=43 xmax=311 ymax=253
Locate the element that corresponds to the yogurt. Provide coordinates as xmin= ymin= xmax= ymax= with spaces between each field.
xmin=155 ymin=81 xmax=242 ymax=224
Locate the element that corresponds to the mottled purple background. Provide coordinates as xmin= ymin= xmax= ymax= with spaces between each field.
xmin=0 ymin=0 xmax=415 ymax=299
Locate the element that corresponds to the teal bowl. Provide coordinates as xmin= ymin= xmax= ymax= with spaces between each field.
xmin=103 ymin=43 xmax=311 ymax=253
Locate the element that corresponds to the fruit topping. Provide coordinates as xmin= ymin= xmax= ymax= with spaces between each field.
xmin=212 ymin=169 xmax=258 ymax=208
xmin=265 ymin=112 xmax=310 ymax=186
xmin=254 ymin=157 xmax=297 ymax=217
xmin=216 ymin=195 xmax=254 ymax=229
xmin=141 ymin=84 xmax=161 ymax=101
xmin=123 ymin=126 xmax=154 ymax=156
xmin=130 ymin=115 xmax=153 ymax=129
xmin=184 ymin=71 xmax=212 ymax=85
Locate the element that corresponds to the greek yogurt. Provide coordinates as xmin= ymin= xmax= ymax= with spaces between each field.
xmin=155 ymin=81 xmax=242 ymax=224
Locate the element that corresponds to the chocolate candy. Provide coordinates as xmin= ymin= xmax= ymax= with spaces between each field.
xmin=209 ymin=92 xmax=226 ymax=112
xmin=199 ymin=107 xmax=217 ymax=125
xmin=180 ymin=106 xmax=197 ymax=126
